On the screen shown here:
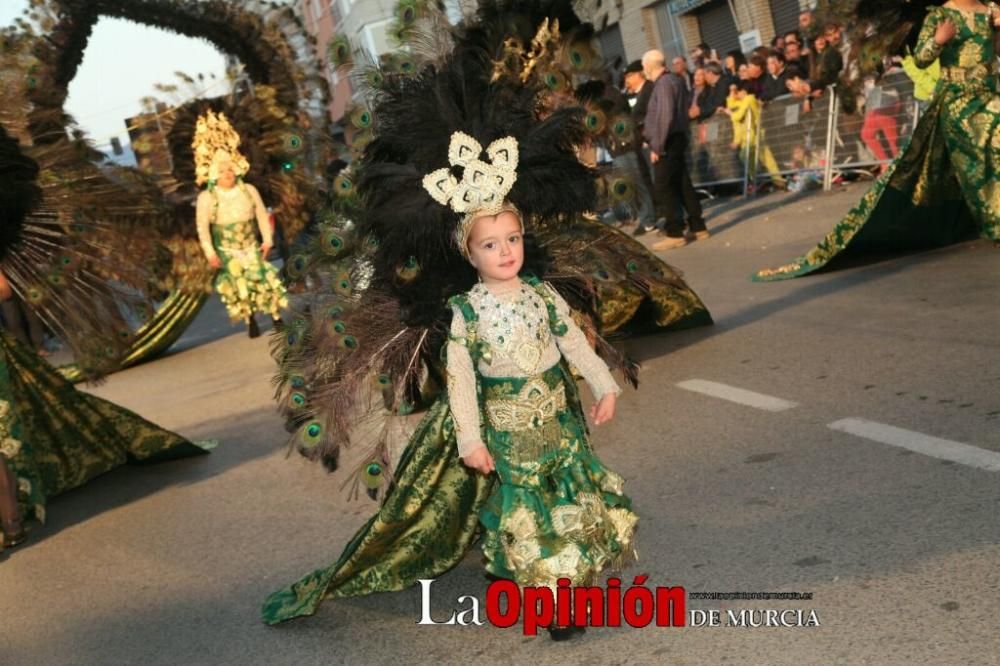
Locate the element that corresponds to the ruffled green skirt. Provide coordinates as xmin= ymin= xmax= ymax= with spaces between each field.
xmin=211 ymin=222 xmax=287 ymax=321
xmin=478 ymin=365 xmax=636 ymax=587
xmin=261 ymin=362 xmax=636 ymax=624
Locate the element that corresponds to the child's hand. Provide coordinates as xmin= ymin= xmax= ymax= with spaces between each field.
xmin=589 ymin=393 xmax=617 ymax=426
xmin=208 ymin=255 xmax=222 ymax=269
xmin=461 ymin=445 xmax=495 ymax=475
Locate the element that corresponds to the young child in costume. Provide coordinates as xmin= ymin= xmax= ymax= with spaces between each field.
xmin=194 ymin=111 xmax=287 ymax=338
xmin=262 ymin=22 xmax=643 ymax=636
xmin=445 ymin=193 xmax=638 ymax=638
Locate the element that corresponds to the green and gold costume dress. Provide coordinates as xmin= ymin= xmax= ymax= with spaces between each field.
xmin=196 ymin=182 xmax=288 ymax=321
xmin=0 ymin=330 xmax=208 ymax=529
xmin=755 ymin=5 xmax=1000 ymax=281
xmin=262 ymin=277 xmax=637 ymax=624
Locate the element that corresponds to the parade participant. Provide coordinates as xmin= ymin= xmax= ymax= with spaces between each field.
xmin=0 ymin=127 xmax=210 ymax=552
xmin=755 ymin=0 xmax=1000 ymax=280
xmin=194 ymin=111 xmax=287 ymax=337
xmin=262 ymin=21 xmax=639 ymax=639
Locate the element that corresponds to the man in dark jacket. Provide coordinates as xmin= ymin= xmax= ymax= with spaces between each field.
xmin=694 ymin=62 xmax=730 ymax=121
xmin=621 ymin=60 xmax=657 ymax=235
xmin=760 ymin=51 xmax=790 ymax=101
xmin=642 ymin=49 xmax=706 ymax=250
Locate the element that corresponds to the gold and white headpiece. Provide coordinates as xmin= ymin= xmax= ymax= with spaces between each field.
xmin=421 ymin=131 xmax=519 ymax=253
xmin=192 ymin=110 xmax=250 ymax=186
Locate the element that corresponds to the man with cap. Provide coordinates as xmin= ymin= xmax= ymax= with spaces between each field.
xmin=621 ymin=59 xmax=657 ymax=236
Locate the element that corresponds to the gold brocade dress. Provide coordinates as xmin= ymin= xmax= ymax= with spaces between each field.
xmin=196 ymin=183 xmax=288 ymax=320
xmin=261 ymin=277 xmax=638 ymax=624
xmin=0 ymin=330 xmax=208 ymax=530
xmin=755 ymin=5 xmax=1000 ymax=281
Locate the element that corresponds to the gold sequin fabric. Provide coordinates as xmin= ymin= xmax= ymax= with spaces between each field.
xmin=754 ymin=6 xmax=1000 ymax=282
xmin=210 ymin=221 xmax=288 ymax=320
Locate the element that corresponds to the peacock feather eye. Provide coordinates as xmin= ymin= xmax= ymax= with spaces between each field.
xmin=326 ymin=305 xmax=343 ymax=319
xmin=626 ymin=260 xmax=639 ymax=273
xmin=584 ymin=109 xmax=607 ymax=134
xmin=328 ymin=35 xmax=353 ymax=68
xmin=289 ymin=391 xmax=307 ymax=409
xmin=320 ymin=228 xmax=346 ymax=256
xmin=290 ymin=374 xmax=306 ymax=389
xmin=300 ymin=421 xmax=323 ymax=448
xmin=612 ymin=117 xmax=633 ymax=137
xmin=375 ymin=374 xmax=391 ymax=387
xmin=339 ymin=334 xmax=358 ymax=350
xmin=362 ymin=461 xmax=384 ymax=488
xmin=335 ymin=275 xmax=352 ymax=295
xmin=350 ymin=106 xmax=373 ymax=129
xmin=283 ymin=133 xmax=303 ymax=153
xmin=395 ymin=256 xmax=421 ymax=282
xmin=366 ymin=68 xmax=385 ymax=88
xmin=610 ymin=178 xmax=635 ymax=202
xmin=333 ymin=173 xmax=353 ymax=196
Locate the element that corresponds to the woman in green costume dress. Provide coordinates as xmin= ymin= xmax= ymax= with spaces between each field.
xmin=195 ymin=111 xmax=287 ymax=338
xmin=755 ymin=0 xmax=1000 ymax=281
xmin=0 ymin=126 xmax=209 ymax=553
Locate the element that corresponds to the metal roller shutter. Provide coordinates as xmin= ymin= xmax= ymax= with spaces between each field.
xmin=695 ymin=0 xmax=740 ymax=56
xmin=771 ymin=0 xmax=803 ymax=37
xmin=597 ymin=24 xmax=626 ymax=70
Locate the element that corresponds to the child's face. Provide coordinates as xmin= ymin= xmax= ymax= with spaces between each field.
xmin=466 ymin=210 xmax=524 ymax=284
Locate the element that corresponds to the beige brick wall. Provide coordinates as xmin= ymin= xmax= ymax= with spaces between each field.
xmin=739 ymin=0 xmax=777 ymax=45
xmin=678 ymin=14 xmax=701 ymax=52
xmin=587 ymin=0 xmax=785 ymax=63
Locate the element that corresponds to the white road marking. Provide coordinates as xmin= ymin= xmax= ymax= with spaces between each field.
xmin=828 ymin=418 xmax=1000 ymax=472
xmin=676 ymin=379 xmax=799 ymax=412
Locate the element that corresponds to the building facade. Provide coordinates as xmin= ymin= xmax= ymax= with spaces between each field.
xmin=297 ymin=0 xmax=467 ymax=125
xmin=581 ymin=0 xmax=816 ymax=68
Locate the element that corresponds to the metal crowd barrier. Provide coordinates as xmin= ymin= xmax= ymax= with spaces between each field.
xmin=683 ymin=67 xmax=919 ymax=195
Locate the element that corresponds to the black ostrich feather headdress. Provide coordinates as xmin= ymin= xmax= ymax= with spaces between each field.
xmin=356 ymin=48 xmax=597 ymax=315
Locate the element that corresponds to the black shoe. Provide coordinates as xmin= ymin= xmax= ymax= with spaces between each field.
xmin=632 ymin=225 xmax=648 ymax=237
xmin=247 ymin=318 xmax=261 ymax=339
xmin=271 ymin=316 xmax=283 ymax=328
xmin=547 ymin=626 xmax=585 ymax=641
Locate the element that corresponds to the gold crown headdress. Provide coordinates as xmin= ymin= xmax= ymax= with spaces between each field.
xmin=192 ymin=110 xmax=250 ymax=186
xmin=421 ymin=131 xmax=519 ymax=254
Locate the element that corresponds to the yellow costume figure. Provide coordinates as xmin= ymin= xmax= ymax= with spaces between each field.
xmin=193 ymin=111 xmax=287 ymax=336
xmin=727 ymin=87 xmax=786 ymax=189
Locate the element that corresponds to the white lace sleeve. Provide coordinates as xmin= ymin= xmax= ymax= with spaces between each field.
xmin=195 ymin=191 xmax=218 ymax=261
xmin=446 ymin=305 xmax=485 ymax=457
xmin=547 ymin=284 xmax=621 ymax=399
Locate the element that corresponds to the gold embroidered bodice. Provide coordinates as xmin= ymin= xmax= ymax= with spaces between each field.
xmin=446 ymin=279 xmax=621 ymax=457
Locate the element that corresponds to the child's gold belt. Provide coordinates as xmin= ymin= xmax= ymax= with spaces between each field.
xmin=485 ymin=377 xmax=566 ymax=432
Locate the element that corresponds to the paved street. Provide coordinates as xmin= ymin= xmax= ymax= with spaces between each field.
xmin=2 ymin=183 xmax=998 ymax=665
